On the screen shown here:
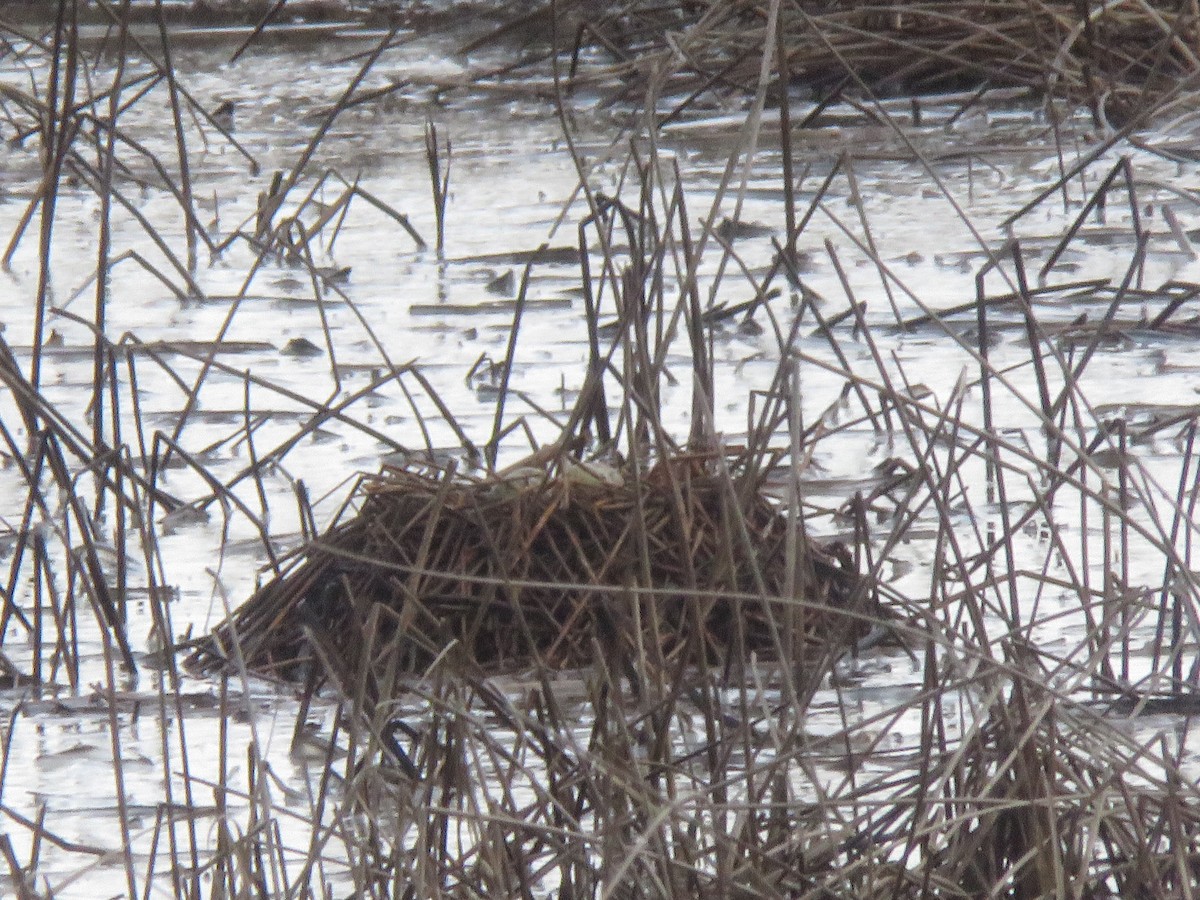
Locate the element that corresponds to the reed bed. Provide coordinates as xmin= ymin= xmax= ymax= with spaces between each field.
xmin=3 ymin=2 xmax=1200 ymax=898
xmin=465 ymin=0 xmax=1200 ymax=130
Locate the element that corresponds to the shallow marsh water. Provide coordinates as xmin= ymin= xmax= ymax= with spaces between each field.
xmin=1 ymin=20 xmax=1200 ymax=896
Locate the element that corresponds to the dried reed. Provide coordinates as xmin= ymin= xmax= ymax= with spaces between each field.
xmin=2 ymin=3 xmax=1200 ymax=898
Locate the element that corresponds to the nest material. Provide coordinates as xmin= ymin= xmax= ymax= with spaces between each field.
xmin=189 ymin=455 xmax=868 ymax=685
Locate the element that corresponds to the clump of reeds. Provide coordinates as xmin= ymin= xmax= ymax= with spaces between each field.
xmin=188 ymin=448 xmax=868 ymax=693
xmin=537 ymin=0 xmax=1200 ymax=127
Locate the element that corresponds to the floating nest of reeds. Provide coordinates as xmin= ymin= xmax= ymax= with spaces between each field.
xmin=188 ymin=452 xmax=870 ymax=687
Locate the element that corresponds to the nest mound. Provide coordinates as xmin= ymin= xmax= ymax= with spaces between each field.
xmin=189 ymin=454 xmax=868 ymax=685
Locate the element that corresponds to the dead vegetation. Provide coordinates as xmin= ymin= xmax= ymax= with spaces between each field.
xmin=189 ymin=453 xmax=868 ymax=689
xmin=3 ymin=2 xmax=1200 ymax=898
xmin=456 ymin=0 xmax=1200 ymax=131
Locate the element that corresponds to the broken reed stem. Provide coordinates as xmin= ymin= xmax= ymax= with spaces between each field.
xmin=425 ymin=119 xmax=451 ymax=257
xmin=31 ymin=3 xmax=79 ymax=398
xmin=93 ymin=1 xmax=130 ymax=473
xmin=153 ymin=0 xmax=199 ymax=274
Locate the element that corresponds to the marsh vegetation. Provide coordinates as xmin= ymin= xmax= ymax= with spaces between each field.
xmin=4 ymin=1 xmax=1200 ymax=896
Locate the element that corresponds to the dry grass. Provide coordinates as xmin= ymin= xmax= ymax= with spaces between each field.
xmin=456 ymin=0 xmax=1200 ymax=132
xmin=189 ymin=451 xmax=868 ymax=688
xmin=2 ymin=2 xmax=1200 ymax=897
